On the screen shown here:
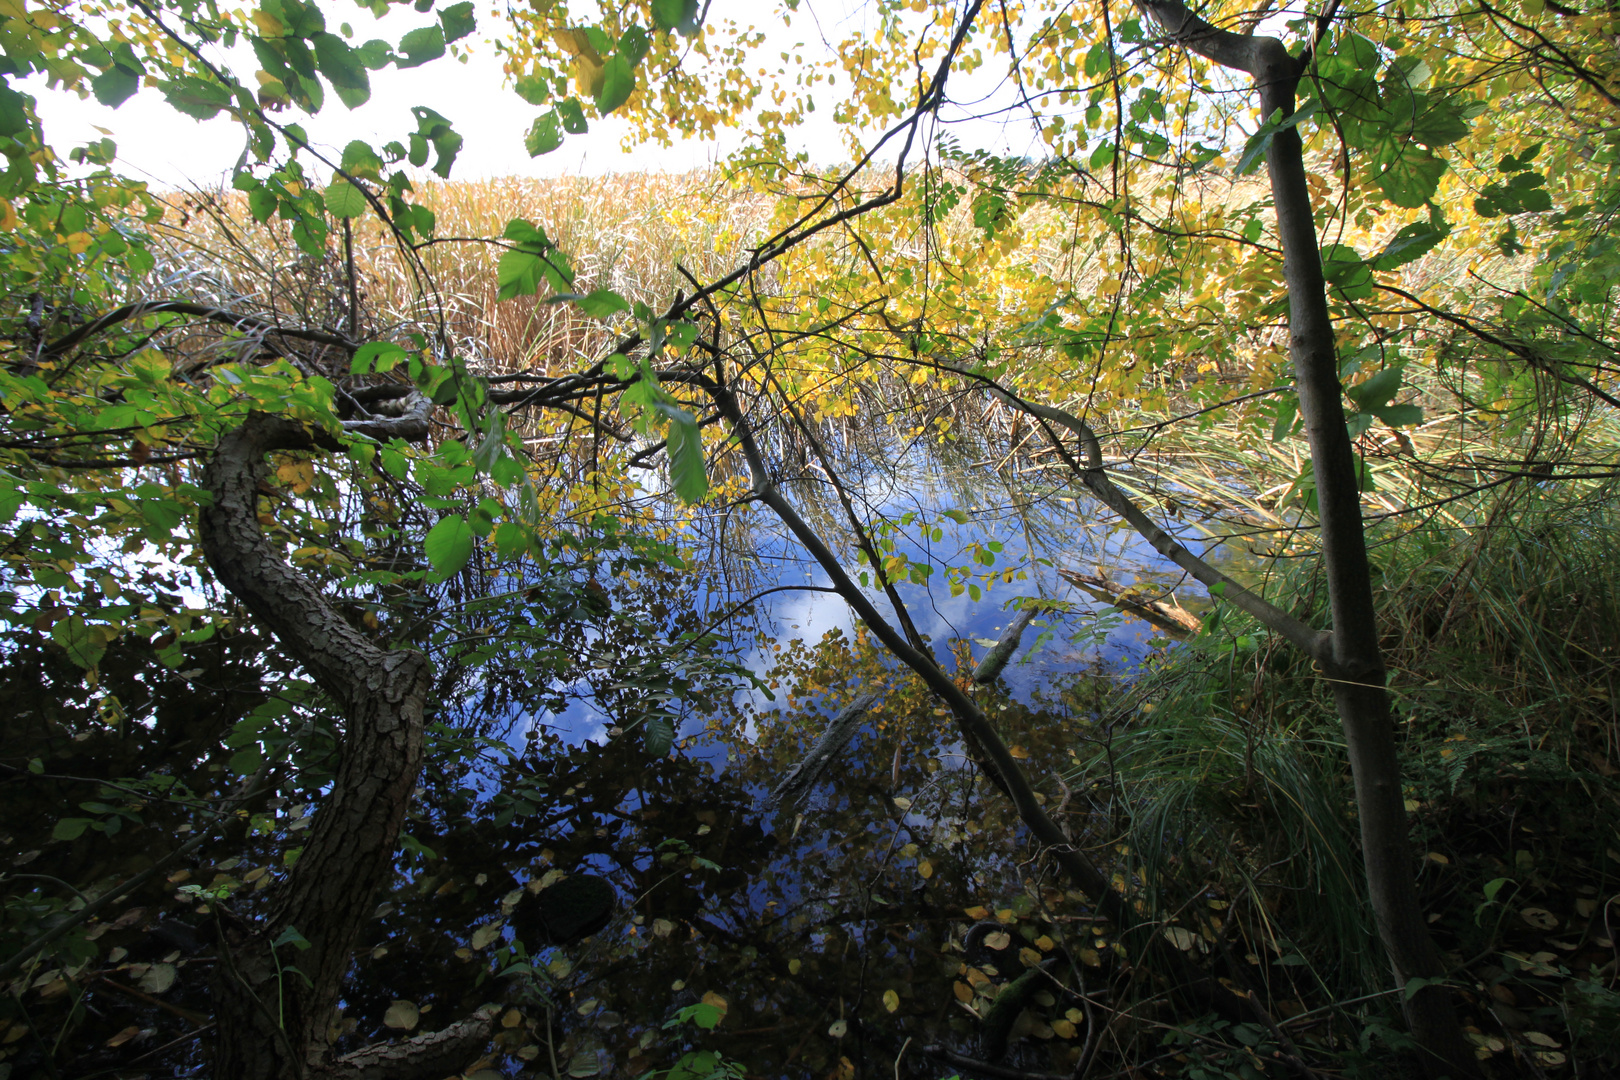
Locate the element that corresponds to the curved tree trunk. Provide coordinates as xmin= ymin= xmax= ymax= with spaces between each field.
xmin=197 ymin=412 xmax=491 ymax=1080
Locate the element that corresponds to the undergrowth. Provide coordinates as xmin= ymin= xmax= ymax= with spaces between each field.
xmin=1077 ymin=483 xmax=1620 ymax=1075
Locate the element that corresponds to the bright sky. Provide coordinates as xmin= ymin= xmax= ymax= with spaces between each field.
xmin=25 ymin=0 xmax=1044 ymax=189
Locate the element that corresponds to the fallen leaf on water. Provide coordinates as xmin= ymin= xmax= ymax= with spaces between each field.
xmin=383 ymin=1000 xmax=419 ymax=1031
xmin=1163 ymin=927 xmax=1198 ymax=951
xmin=138 ymin=963 xmax=177 ymax=995
xmin=1520 ymin=907 xmax=1558 ymax=930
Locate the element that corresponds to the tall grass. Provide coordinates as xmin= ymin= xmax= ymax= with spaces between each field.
xmin=1075 ymin=478 xmax=1620 ymax=1062
xmin=151 ymin=170 xmax=776 ymax=375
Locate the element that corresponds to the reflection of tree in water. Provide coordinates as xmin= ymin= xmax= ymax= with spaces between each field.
xmin=383 ymin=626 xmax=1122 ymax=1079
xmin=0 ymin=564 xmax=1119 ymax=1077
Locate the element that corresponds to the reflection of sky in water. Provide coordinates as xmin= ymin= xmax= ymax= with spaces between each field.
xmin=531 ymin=442 xmax=1253 ymax=748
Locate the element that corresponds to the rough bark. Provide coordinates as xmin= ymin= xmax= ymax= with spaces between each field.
xmin=197 ymin=412 xmax=491 ymax=1079
xmin=1122 ymin=6 xmax=1478 ymax=1075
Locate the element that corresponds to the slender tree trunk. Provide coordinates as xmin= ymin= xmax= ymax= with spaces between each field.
xmin=1255 ymin=48 xmax=1477 ymax=1076
xmin=198 ymin=413 xmax=492 ymax=1080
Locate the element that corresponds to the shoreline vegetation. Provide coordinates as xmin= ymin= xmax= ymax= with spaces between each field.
xmin=3 ymin=0 xmax=1619 ymax=1074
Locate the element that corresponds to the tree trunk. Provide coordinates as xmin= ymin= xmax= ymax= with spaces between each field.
xmin=1253 ymin=42 xmax=1478 ymax=1080
xmin=198 ymin=412 xmax=491 ymax=1079
xmin=1122 ymin=6 xmax=1478 ymax=1072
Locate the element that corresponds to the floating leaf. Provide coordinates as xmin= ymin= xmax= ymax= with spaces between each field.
xmin=138 ymin=963 xmax=177 ymax=994
xmin=1163 ymin=926 xmax=1198 ymax=950
xmin=1520 ymin=907 xmax=1558 ymax=930
xmin=383 ymin=999 xmax=420 ymax=1031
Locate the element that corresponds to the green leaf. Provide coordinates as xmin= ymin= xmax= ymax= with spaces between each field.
xmin=497 ymin=249 xmax=543 ymax=300
xmin=557 ymin=97 xmax=588 ymax=134
xmin=1234 ymin=101 xmax=1319 ymax=177
xmin=0 ymin=82 xmax=29 ymax=138
xmin=397 ymin=25 xmax=446 ymax=68
xmin=666 ymin=413 xmax=708 ymax=503
xmin=619 ymin=24 xmax=650 ymax=66
xmin=160 ymin=77 xmax=232 ymax=120
xmin=439 ymin=1 xmax=476 ymax=43
xmin=644 ymin=716 xmax=675 ymax=757
xmin=324 ymin=180 xmax=368 ymax=219
xmin=313 ymin=32 xmax=370 ymax=107
xmin=576 ymin=288 xmax=630 ymax=318
xmin=1373 ymin=220 xmax=1447 ymax=271
xmin=525 ymin=111 xmax=563 ymax=156
xmin=1348 ymin=366 xmax=1403 ymax=411
xmin=1371 ymin=141 xmax=1447 ymax=208
xmin=356 ymin=39 xmax=394 ymax=69
xmin=411 ymin=106 xmax=462 ymax=177
xmin=1373 ymin=403 xmax=1424 ymax=426
xmin=423 ymin=515 xmax=474 ymax=580
xmin=51 ymin=615 xmax=108 ymax=670
xmin=92 ymin=65 xmax=140 ymax=108
xmin=1319 ymin=243 xmax=1372 ymax=300
xmin=272 ymin=925 xmax=313 ymax=951
xmin=340 ymin=140 xmax=384 ymax=179
xmin=596 ymin=54 xmax=635 ymax=115
xmin=53 ymin=818 xmax=92 ymax=841
xmin=1408 ymin=101 xmax=1470 ymax=147
xmin=1083 ymin=42 xmax=1111 ymax=78
xmin=650 ymin=0 xmax=700 ymax=34
xmin=351 ymin=341 xmax=407 ymax=374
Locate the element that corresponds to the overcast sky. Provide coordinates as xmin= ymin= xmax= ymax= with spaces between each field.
xmin=25 ymin=0 xmax=1045 ymax=189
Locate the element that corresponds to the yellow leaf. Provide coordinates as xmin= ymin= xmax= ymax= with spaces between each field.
xmin=383 ymin=1000 xmax=420 ymax=1031
xmin=275 ymin=460 xmax=314 ymax=493
xmin=953 ymin=981 xmax=974 ymax=1002
xmin=250 ymin=9 xmax=285 ymax=35
xmin=701 ymin=991 xmax=728 ymax=1022
xmin=106 ymin=1025 xmax=142 ymax=1047
xmin=1007 ymin=745 xmax=1030 ymax=759
xmin=551 ymin=27 xmax=602 ymax=61
xmin=917 ymin=857 xmax=933 ymax=879
xmin=1520 ymin=907 xmax=1558 ymax=930
xmin=1051 ymin=1018 xmax=1076 ymax=1039
xmin=882 ymin=989 xmax=899 ymax=1012
xmin=64 ymin=231 xmax=93 ymax=255
xmin=470 ymin=922 xmax=503 ymax=950
xmin=0 ymin=198 xmax=16 ymax=232
xmin=573 ymin=55 xmax=605 ymax=98
xmin=502 ymin=1008 xmax=522 ymax=1028
xmin=963 ymin=905 xmax=989 ymax=919
xmin=788 ymin=958 xmax=801 ymax=975
xmin=983 ymin=930 xmax=1010 ymax=950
